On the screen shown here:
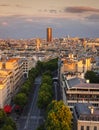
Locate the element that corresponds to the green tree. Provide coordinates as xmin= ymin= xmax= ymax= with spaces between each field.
xmin=0 ymin=110 xmax=6 ymax=126
xmin=37 ymin=90 xmax=52 ymax=109
xmin=21 ymin=85 xmax=30 ymax=95
xmin=43 ymin=58 xmax=58 ymax=72
xmin=42 ymin=75 xmax=52 ymax=85
xmin=84 ymin=70 xmax=97 ymax=83
xmin=14 ymin=93 xmax=28 ymax=108
xmin=36 ymin=61 xmax=44 ymax=74
xmin=5 ymin=117 xmax=16 ymax=130
xmin=43 ymin=71 xmax=52 ymax=77
xmin=39 ymin=83 xmax=52 ymax=94
xmin=1 ymin=125 xmax=14 ymax=130
xmin=45 ymin=100 xmax=72 ymax=130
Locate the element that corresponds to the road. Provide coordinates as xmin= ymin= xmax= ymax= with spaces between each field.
xmin=16 ymin=76 xmax=44 ymax=130
xmin=53 ymin=80 xmax=62 ymax=101
xmin=15 ymin=75 xmax=62 ymax=130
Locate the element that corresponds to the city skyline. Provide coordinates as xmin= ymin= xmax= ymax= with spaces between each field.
xmin=0 ymin=0 xmax=99 ymax=39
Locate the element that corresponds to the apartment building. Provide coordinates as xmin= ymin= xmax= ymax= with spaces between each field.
xmin=0 ymin=70 xmax=13 ymax=108
xmin=22 ymin=57 xmax=36 ymax=78
xmin=61 ymin=54 xmax=92 ymax=73
xmin=5 ymin=58 xmax=24 ymax=93
xmin=0 ymin=58 xmax=24 ymax=108
xmin=73 ymin=103 xmax=99 ymax=130
xmin=62 ymin=74 xmax=99 ymax=109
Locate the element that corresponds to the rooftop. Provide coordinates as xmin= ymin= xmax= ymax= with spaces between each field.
xmin=7 ymin=58 xmax=20 ymax=62
xmin=67 ymin=77 xmax=81 ymax=88
xmin=74 ymin=103 xmax=99 ymax=121
xmin=67 ymin=77 xmax=99 ymax=89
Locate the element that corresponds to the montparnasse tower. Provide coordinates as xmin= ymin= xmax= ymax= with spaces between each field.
xmin=47 ymin=27 xmax=52 ymax=42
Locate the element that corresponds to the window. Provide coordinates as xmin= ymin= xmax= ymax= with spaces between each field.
xmin=94 ymin=126 xmax=97 ymax=130
xmin=86 ymin=126 xmax=90 ymax=130
xmin=81 ymin=126 xmax=84 ymax=130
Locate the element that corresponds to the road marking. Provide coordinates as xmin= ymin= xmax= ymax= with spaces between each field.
xmin=21 ymin=116 xmax=43 ymax=119
xmin=54 ymin=83 xmax=58 ymax=100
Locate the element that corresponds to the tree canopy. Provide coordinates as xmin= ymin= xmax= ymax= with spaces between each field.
xmin=0 ymin=109 xmax=16 ymax=130
xmin=84 ymin=70 xmax=99 ymax=83
xmin=14 ymin=93 xmax=28 ymax=108
xmin=45 ymin=100 xmax=72 ymax=130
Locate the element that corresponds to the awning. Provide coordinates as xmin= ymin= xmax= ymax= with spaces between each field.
xmin=4 ymin=105 xmax=12 ymax=113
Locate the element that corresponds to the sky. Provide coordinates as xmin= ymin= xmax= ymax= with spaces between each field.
xmin=0 ymin=0 xmax=99 ymax=39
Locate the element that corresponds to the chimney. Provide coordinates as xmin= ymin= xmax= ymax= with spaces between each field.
xmin=91 ymin=107 xmax=94 ymax=114
xmin=86 ymin=79 xmax=90 ymax=83
xmin=89 ymin=106 xmax=94 ymax=114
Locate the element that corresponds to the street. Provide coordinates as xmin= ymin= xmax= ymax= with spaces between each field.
xmin=14 ymin=75 xmax=62 ymax=130
xmin=16 ymin=76 xmax=43 ymax=130
xmin=53 ymin=80 xmax=62 ymax=101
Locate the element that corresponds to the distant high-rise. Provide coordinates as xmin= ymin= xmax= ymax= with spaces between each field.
xmin=47 ymin=27 xmax=52 ymax=42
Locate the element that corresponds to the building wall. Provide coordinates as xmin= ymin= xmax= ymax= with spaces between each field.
xmin=61 ymin=57 xmax=91 ymax=73
xmin=0 ymin=74 xmax=12 ymax=108
xmin=77 ymin=120 xmax=99 ymax=130
xmin=0 ymin=58 xmax=24 ymax=108
xmin=23 ymin=57 xmax=36 ymax=78
xmin=63 ymin=62 xmax=77 ymax=72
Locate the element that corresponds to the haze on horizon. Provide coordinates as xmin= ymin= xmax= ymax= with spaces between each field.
xmin=0 ymin=0 xmax=99 ymax=39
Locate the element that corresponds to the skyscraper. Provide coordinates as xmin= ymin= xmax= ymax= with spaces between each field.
xmin=47 ymin=27 xmax=52 ymax=42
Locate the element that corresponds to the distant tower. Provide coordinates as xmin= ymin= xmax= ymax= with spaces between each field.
xmin=83 ymin=39 xmax=87 ymax=51
xmin=36 ymin=38 xmax=41 ymax=51
xmin=47 ymin=27 xmax=52 ymax=42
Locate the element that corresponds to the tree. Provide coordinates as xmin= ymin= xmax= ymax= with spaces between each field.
xmin=84 ymin=70 xmax=97 ymax=83
xmin=14 ymin=93 xmax=28 ymax=108
xmin=1 ymin=125 xmax=14 ymax=130
xmin=28 ymin=68 xmax=38 ymax=82
xmin=39 ymin=83 xmax=52 ymax=94
xmin=36 ymin=61 xmax=44 ymax=74
xmin=21 ymin=85 xmax=30 ymax=95
xmin=37 ymin=90 xmax=52 ymax=109
xmin=0 ymin=109 xmax=6 ymax=126
xmin=42 ymin=75 xmax=52 ymax=85
xmin=0 ymin=110 xmax=16 ymax=130
xmin=5 ymin=117 xmax=16 ymax=130
xmin=45 ymin=100 xmax=72 ymax=130
xmin=43 ymin=58 xmax=58 ymax=72
xmin=43 ymin=71 xmax=52 ymax=77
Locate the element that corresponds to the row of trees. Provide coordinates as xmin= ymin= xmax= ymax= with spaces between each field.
xmin=37 ymin=58 xmax=58 ymax=110
xmin=0 ymin=58 xmax=58 ymax=130
xmin=37 ymin=72 xmax=53 ymax=109
xmin=14 ymin=68 xmax=39 ymax=112
xmin=36 ymin=58 xmax=58 ymax=74
xmin=36 ymin=59 xmax=72 ymax=130
xmin=13 ymin=58 xmax=58 ymax=111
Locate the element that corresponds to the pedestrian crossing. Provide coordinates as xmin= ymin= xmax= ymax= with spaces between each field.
xmin=20 ymin=116 xmax=44 ymax=120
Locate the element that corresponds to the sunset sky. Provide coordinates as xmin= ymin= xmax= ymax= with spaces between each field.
xmin=0 ymin=0 xmax=99 ymax=39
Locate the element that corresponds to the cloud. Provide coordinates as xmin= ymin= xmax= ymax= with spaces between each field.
xmin=86 ymin=14 xmax=99 ymax=22
xmin=65 ymin=6 xmax=99 ymax=13
xmin=0 ymin=4 xmax=10 ymax=7
xmin=25 ymin=18 xmax=33 ymax=22
xmin=49 ymin=10 xmax=57 ymax=13
xmin=2 ymin=22 xmax=8 ymax=26
xmin=15 ymin=4 xmax=30 ymax=8
xmin=0 ymin=4 xmax=29 ymax=8
xmin=38 ymin=9 xmax=58 ymax=14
